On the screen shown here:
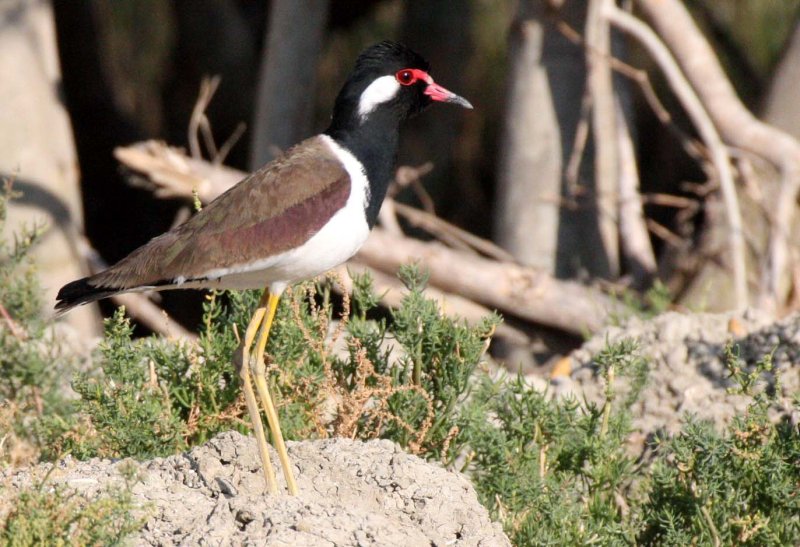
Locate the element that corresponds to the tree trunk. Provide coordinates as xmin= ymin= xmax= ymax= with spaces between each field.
xmin=585 ymin=0 xmax=619 ymax=278
xmin=495 ymin=1 xmax=569 ymax=273
xmin=495 ymin=0 xmax=623 ymax=281
xmin=0 ymin=0 xmax=100 ymax=335
xmin=762 ymin=20 xmax=800 ymax=139
xmin=249 ymin=0 xmax=329 ymax=168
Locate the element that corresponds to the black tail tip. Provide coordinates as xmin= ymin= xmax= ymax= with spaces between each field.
xmin=55 ymin=277 xmax=114 ymax=313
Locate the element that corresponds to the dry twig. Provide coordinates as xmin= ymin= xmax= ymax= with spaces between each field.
xmin=0 ymin=302 xmax=25 ymax=339
xmin=616 ymin=95 xmax=657 ymax=286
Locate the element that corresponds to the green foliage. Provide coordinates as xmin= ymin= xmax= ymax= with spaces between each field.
xmin=54 ymin=299 xmax=247 ymax=460
xmin=61 ymin=309 xmax=189 ymax=459
xmin=639 ymin=348 xmax=800 ymax=546
xmin=460 ymin=340 xmax=648 ymax=545
xmin=376 ymin=265 xmax=498 ymax=457
xmin=52 ymin=265 xmax=497 ymax=461
xmin=0 ymin=182 xmax=44 ymax=325
xmin=0 ymin=181 xmax=75 ymax=467
xmin=188 ymin=266 xmax=499 ymax=458
xmin=611 ymin=280 xmax=673 ymax=324
xmin=0 ymin=461 xmax=145 ymax=545
xmin=0 ymin=181 xmax=145 ymax=542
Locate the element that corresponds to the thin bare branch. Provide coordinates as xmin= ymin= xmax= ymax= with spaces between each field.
xmin=586 ymin=0 xmax=620 ymax=277
xmin=646 ymin=218 xmax=684 ymax=247
xmin=0 ymin=302 xmax=25 ymax=339
xmin=642 ymin=193 xmax=698 ymax=209
xmin=557 ymin=19 xmax=708 ymax=173
xmin=392 ymin=201 xmax=516 ymax=262
xmin=565 ymin=84 xmax=593 ymax=193
xmin=188 ymin=76 xmax=221 ymax=160
xmin=216 ymin=122 xmax=247 ymax=166
xmin=616 ymin=95 xmax=657 ymax=287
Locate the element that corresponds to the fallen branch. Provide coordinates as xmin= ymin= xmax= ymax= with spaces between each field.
xmin=357 ymin=230 xmax=623 ymax=335
xmin=114 ymin=141 xmax=241 ymax=201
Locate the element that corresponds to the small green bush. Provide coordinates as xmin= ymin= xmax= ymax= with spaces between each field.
xmin=639 ymin=349 xmax=800 ymax=546
xmin=1 ymin=461 xmax=144 ymax=546
xmin=53 ymin=265 xmax=498 ymax=461
xmin=0 ymin=182 xmax=144 ymax=543
xmin=459 ymin=340 xmax=648 ymax=545
xmin=0 ymin=181 xmax=77 ymax=468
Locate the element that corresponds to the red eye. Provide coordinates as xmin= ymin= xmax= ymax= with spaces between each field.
xmin=395 ymin=69 xmax=416 ymax=86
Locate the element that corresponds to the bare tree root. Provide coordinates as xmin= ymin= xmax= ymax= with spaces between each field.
xmin=606 ymin=4 xmax=748 ymax=310
xmin=634 ymin=0 xmax=800 ymax=313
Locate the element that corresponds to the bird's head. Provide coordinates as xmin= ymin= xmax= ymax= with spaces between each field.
xmin=330 ymin=41 xmax=472 ymax=130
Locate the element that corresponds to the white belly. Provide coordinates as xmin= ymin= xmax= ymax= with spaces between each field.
xmin=212 ymin=208 xmax=370 ymax=290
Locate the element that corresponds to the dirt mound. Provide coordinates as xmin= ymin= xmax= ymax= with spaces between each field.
xmin=560 ymin=309 xmax=799 ymax=437
xmin=3 ymin=431 xmax=509 ymax=546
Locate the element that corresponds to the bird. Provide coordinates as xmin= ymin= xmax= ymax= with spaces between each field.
xmin=55 ymin=40 xmax=472 ymax=496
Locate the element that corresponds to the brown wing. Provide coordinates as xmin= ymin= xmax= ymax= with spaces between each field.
xmin=92 ymin=136 xmax=351 ymax=289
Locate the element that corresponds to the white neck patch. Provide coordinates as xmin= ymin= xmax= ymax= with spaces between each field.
xmin=357 ymin=75 xmax=400 ymax=121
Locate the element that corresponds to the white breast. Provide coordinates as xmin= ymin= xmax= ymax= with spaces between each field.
xmin=189 ymin=135 xmax=371 ymax=293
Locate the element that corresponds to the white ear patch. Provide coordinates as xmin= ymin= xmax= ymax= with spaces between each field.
xmin=358 ymin=75 xmax=400 ymax=121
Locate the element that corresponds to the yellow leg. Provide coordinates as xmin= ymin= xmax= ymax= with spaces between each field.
xmin=252 ymin=291 xmax=299 ymax=495
xmin=232 ymin=292 xmax=278 ymax=494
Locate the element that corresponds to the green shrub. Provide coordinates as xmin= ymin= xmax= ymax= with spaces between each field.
xmin=55 ymin=265 xmax=498 ymax=461
xmin=0 ymin=181 xmax=76 ymax=468
xmin=0 ymin=182 xmax=144 ymax=542
xmin=460 ymin=340 xmax=648 ymax=545
xmin=1 ymin=461 xmax=144 ymax=546
xmin=639 ymin=349 xmax=800 ymax=545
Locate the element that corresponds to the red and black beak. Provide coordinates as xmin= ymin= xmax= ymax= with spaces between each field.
xmin=424 ymin=80 xmax=473 ymax=109
xmin=398 ymin=68 xmax=473 ymax=110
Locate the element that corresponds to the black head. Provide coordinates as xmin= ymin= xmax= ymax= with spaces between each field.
xmin=326 ymin=41 xmax=472 ymax=135
xmin=324 ymin=42 xmax=472 ymax=229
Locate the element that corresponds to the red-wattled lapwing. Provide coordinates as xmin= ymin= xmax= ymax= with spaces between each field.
xmin=56 ymin=41 xmax=472 ymax=495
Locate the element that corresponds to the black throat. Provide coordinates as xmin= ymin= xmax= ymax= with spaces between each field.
xmin=324 ymin=108 xmax=401 ymax=229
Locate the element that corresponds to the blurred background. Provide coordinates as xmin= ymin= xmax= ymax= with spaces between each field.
xmin=4 ymin=0 xmax=800 ymax=370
